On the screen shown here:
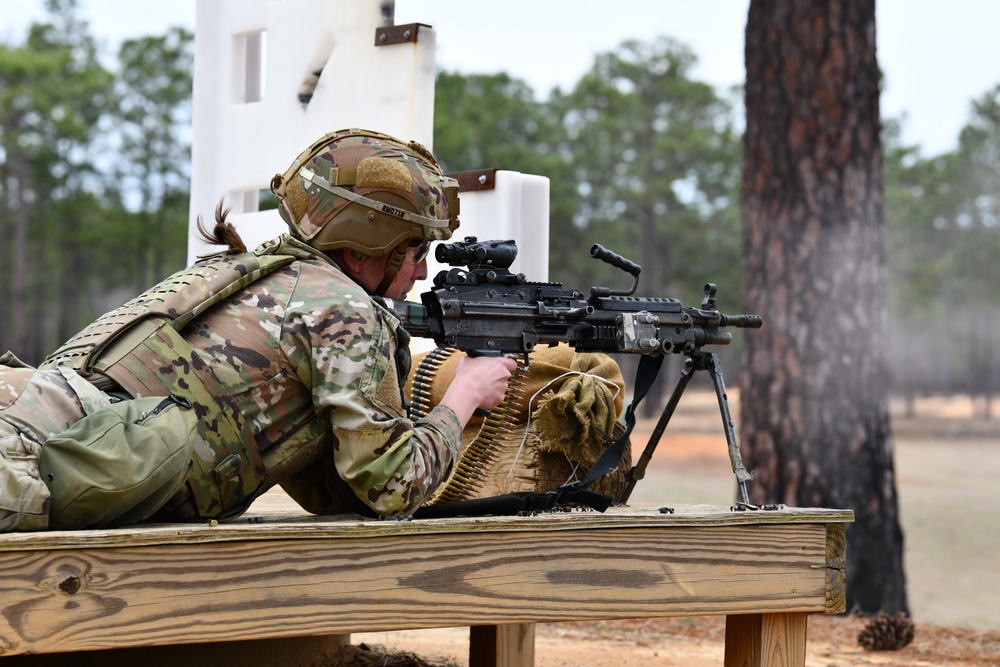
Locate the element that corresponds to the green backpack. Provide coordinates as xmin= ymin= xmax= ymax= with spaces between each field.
xmin=38 ymin=395 xmax=197 ymax=530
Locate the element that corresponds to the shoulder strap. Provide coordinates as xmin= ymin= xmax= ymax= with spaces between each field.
xmin=41 ymin=245 xmax=302 ymax=375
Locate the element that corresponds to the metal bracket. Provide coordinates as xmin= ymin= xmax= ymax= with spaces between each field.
xmin=450 ymin=168 xmax=498 ymax=192
xmin=374 ymin=23 xmax=428 ymax=46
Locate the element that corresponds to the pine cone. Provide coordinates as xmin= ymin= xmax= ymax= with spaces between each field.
xmin=857 ymin=612 xmax=915 ymax=651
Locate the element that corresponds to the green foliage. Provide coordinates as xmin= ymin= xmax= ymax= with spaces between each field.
xmin=549 ymin=37 xmax=742 ymax=303
xmin=115 ymin=27 xmax=194 ymax=209
xmin=113 ymin=27 xmax=194 ymax=292
xmin=431 ymin=70 xmax=574 ymax=206
xmin=433 ymin=71 xmax=559 ymax=174
xmin=432 ymin=71 xmax=582 ymax=283
xmin=433 ymin=38 xmax=742 ymax=307
xmin=0 ymin=0 xmax=193 ymax=363
xmin=0 ymin=0 xmax=115 ymax=362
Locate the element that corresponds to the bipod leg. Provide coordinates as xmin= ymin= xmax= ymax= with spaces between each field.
xmin=701 ymin=352 xmax=755 ymax=508
xmin=621 ymin=357 xmax=697 ymax=503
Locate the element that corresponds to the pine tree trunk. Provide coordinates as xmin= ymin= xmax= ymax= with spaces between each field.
xmin=0 ymin=161 xmax=9 ymax=342
xmin=11 ymin=158 xmax=30 ymax=361
xmin=740 ymin=0 xmax=909 ymax=614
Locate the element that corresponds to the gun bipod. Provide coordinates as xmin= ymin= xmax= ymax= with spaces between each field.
xmin=620 ymin=350 xmax=755 ymax=509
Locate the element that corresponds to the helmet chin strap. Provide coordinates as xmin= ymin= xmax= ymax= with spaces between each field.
xmin=374 ymin=243 xmax=408 ymax=297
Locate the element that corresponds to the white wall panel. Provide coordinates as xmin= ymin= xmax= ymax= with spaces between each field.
xmin=189 ymin=0 xmax=550 ymax=304
xmin=188 ymin=0 xmax=436 ymax=263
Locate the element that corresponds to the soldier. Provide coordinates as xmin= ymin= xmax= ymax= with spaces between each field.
xmin=0 ymin=128 xmax=516 ymax=531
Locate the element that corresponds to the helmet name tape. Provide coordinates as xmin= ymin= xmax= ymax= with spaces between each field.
xmin=381 ymin=204 xmax=407 ymax=219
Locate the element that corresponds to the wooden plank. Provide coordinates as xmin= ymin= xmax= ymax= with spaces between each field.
xmin=825 ymin=523 xmax=847 ymax=613
xmin=0 ymin=520 xmax=835 ymax=656
xmin=0 ymin=504 xmax=855 ymax=553
xmin=724 ymin=612 xmax=807 ymax=667
xmin=469 ymin=624 xmax=535 ymax=667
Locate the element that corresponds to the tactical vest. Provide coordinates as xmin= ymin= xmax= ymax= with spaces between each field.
xmin=40 ymin=235 xmax=319 ymax=520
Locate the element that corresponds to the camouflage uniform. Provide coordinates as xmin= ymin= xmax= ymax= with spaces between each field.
xmin=169 ymin=235 xmax=461 ymax=519
xmin=1 ymin=128 xmax=464 ymax=530
xmin=0 ymin=354 xmax=103 ymax=531
xmin=0 ymin=234 xmax=461 ymax=530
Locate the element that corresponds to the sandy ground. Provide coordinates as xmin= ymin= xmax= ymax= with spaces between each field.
xmin=351 ymin=614 xmax=1000 ymax=667
xmin=349 ymin=391 xmax=1000 ymax=666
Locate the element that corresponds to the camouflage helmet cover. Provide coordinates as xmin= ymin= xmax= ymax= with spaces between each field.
xmin=270 ymin=128 xmax=460 ymax=256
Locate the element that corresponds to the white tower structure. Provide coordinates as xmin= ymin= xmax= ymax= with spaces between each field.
xmin=188 ymin=0 xmax=549 ymax=290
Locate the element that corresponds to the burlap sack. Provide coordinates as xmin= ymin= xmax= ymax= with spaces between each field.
xmin=407 ymin=345 xmax=632 ymax=502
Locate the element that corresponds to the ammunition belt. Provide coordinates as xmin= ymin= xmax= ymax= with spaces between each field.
xmin=410 ymin=348 xmax=528 ymax=505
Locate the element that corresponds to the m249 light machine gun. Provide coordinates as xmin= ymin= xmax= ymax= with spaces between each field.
xmin=387 ymin=237 xmax=764 ymax=509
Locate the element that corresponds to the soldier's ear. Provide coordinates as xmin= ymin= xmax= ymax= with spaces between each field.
xmin=338 ymin=249 xmax=364 ymax=274
xmin=337 ymin=249 xmax=387 ymax=294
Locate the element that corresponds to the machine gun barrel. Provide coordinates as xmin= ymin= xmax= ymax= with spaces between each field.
xmin=720 ymin=313 xmax=763 ymax=328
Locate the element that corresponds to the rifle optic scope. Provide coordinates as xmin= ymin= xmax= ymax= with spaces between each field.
xmin=435 ymin=236 xmax=518 ymax=270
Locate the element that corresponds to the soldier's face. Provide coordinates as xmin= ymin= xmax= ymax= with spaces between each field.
xmin=345 ymin=243 xmax=430 ymax=299
xmin=384 ymin=245 xmax=429 ymax=299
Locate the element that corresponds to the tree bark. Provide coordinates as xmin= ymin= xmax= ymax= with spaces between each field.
xmin=11 ymin=156 xmax=30 ymax=360
xmin=0 ymin=160 xmax=9 ymax=337
xmin=741 ymin=0 xmax=908 ymax=614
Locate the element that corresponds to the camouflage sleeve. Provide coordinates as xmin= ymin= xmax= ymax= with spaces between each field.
xmin=281 ymin=263 xmax=461 ymax=516
xmin=278 ymin=404 xmax=460 ymax=517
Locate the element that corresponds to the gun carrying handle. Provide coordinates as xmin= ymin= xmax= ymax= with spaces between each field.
xmin=590 ymin=244 xmax=641 ymax=298
xmin=591 ymin=244 xmax=641 ymax=277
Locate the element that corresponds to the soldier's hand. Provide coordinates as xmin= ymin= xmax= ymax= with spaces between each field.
xmin=456 ymin=355 xmax=517 ymax=408
xmin=440 ymin=355 xmax=517 ymax=426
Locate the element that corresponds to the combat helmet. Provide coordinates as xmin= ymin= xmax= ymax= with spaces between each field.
xmin=270 ymin=128 xmax=460 ymax=294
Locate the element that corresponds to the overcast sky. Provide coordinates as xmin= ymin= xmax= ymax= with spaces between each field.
xmin=4 ymin=0 xmax=1000 ymax=157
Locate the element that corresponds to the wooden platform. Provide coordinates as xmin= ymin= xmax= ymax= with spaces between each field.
xmin=0 ymin=492 xmax=852 ymax=666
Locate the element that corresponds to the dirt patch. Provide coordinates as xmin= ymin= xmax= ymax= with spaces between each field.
xmin=354 ymin=616 xmax=1000 ymax=667
xmin=545 ymin=615 xmax=1000 ymax=667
